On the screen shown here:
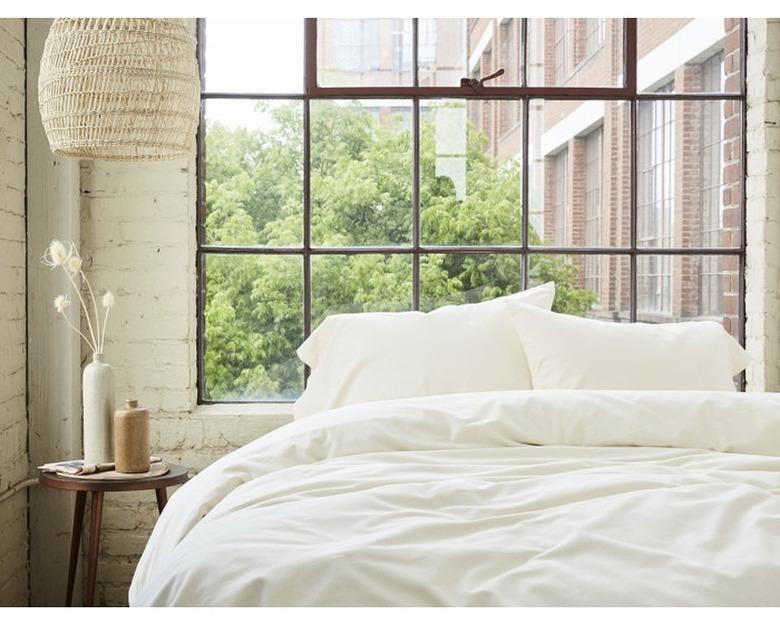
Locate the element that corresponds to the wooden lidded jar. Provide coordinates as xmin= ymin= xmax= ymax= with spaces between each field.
xmin=114 ymin=399 xmax=150 ymax=473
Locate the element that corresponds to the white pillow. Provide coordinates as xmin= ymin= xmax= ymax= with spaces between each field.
xmin=293 ymin=282 xmax=556 ymax=419
xmin=504 ymin=302 xmax=750 ymax=391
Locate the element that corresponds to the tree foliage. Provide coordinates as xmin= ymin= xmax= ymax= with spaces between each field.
xmin=204 ymin=101 xmax=596 ymax=400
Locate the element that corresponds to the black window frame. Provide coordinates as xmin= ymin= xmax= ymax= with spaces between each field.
xmin=196 ymin=18 xmax=748 ymax=403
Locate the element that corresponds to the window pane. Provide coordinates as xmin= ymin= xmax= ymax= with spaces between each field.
xmin=419 ymin=19 xmax=523 ymax=88
xmin=311 ymin=255 xmax=412 ymax=328
xmin=637 ymin=99 xmax=740 ymax=248
xmin=204 ymin=19 xmax=303 ymax=93
xmin=310 ymin=100 xmax=412 ymax=247
xmin=204 ymin=100 xmax=303 ymax=247
xmin=203 ymin=254 xmax=303 ymax=401
xmin=638 ymin=19 xmax=741 ymax=93
xmin=636 ymin=254 xmax=739 ymax=339
xmin=528 ymin=99 xmax=631 ymax=247
xmin=317 ymin=19 xmax=413 ymax=87
xmin=420 ymin=253 xmax=522 ymax=311
xmin=420 ymin=99 xmax=522 ymax=246
xmin=529 ymin=254 xmax=631 ymax=320
xmin=527 ymin=19 xmax=623 ymax=87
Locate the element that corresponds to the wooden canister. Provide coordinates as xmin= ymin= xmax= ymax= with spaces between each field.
xmin=114 ymin=399 xmax=150 ymax=473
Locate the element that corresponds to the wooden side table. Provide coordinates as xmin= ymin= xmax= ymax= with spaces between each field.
xmin=39 ymin=464 xmax=189 ymax=607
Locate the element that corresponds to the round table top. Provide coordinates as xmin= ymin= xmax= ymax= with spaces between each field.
xmin=38 ymin=463 xmax=189 ymax=492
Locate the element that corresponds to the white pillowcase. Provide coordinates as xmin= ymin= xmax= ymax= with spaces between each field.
xmin=504 ymin=302 xmax=750 ymax=391
xmin=293 ymin=282 xmax=556 ymax=419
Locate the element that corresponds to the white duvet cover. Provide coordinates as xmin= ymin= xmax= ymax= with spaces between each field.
xmin=130 ymin=390 xmax=780 ymax=607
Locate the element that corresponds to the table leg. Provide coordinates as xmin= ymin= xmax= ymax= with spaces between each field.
xmin=65 ymin=491 xmax=87 ymax=607
xmin=85 ymin=491 xmax=104 ymax=607
xmin=155 ymin=487 xmax=168 ymax=514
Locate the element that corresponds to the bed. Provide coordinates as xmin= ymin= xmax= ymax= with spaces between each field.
xmin=129 ymin=389 xmax=780 ymax=606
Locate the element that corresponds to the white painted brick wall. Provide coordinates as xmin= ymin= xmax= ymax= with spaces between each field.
xmin=80 ymin=150 xmax=292 ymax=605
xmin=746 ymin=19 xmax=780 ymax=392
xmin=0 ymin=17 xmax=28 ymax=607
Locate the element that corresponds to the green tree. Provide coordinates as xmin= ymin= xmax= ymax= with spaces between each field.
xmin=204 ymin=101 xmax=596 ymax=400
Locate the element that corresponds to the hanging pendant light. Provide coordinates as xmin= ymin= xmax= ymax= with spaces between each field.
xmin=38 ymin=18 xmax=200 ymax=161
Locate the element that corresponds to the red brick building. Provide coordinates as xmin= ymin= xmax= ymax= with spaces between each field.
xmin=467 ymin=18 xmax=740 ymax=333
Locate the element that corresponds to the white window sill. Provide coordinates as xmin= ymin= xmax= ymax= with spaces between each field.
xmin=192 ymin=402 xmax=294 ymax=420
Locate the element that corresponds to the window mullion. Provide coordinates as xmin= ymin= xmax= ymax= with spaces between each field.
xmin=412 ymin=18 xmax=419 ymax=88
xmin=303 ymin=93 xmax=312 ymax=386
xmin=627 ymin=17 xmax=638 ymax=324
xmin=521 ymin=97 xmax=529 ymax=289
xmin=630 ymin=99 xmax=638 ymax=323
xmin=412 ymin=97 xmax=421 ymax=311
xmin=521 ymin=19 xmax=528 ymax=88
xmin=303 ymin=18 xmax=314 ymax=386
xmin=304 ymin=18 xmax=318 ymax=93
xmin=624 ymin=18 xmax=637 ymax=93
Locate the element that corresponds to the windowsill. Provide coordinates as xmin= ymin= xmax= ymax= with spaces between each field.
xmin=192 ymin=402 xmax=294 ymax=419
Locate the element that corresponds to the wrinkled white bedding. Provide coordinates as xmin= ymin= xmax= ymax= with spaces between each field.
xmin=130 ymin=390 xmax=780 ymax=606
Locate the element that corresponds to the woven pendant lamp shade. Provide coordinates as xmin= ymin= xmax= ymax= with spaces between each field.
xmin=38 ymin=18 xmax=200 ymax=161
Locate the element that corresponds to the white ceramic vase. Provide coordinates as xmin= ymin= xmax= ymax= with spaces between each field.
xmin=82 ymin=353 xmax=115 ymax=464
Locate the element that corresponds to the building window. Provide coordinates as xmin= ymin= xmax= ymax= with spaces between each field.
xmin=553 ymin=19 xmax=570 ymax=84
xmin=584 ymin=128 xmax=603 ymax=295
xmin=418 ymin=19 xmax=437 ymax=66
xmin=392 ymin=19 xmax=413 ymax=72
xmin=333 ymin=19 xmax=380 ymax=72
xmin=700 ymin=52 xmax=725 ymax=317
xmin=637 ymin=83 xmax=675 ymax=315
xmin=498 ymin=19 xmax=522 ymax=129
xmin=552 ymin=149 xmax=569 ymax=246
xmin=584 ymin=18 xmax=606 ymax=57
xmin=198 ymin=19 xmax=746 ymax=402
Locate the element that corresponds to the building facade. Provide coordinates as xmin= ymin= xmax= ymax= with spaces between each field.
xmin=468 ymin=18 xmax=741 ymax=334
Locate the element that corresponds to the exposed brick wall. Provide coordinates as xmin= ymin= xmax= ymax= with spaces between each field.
xmin=569 ymin=137 xmax=586 ymax=285
xmin=746 ymin=19 xmax=780 ymax=391
xmin=0 ymin=17 xmax=28 ymax=607
xmin=722 ymin=18 xmax=743 ymax=337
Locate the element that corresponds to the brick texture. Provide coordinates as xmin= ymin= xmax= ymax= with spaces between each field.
xmin=746 ymin=19 xmax=780 ymax=391
xmin=0 ymin=17 xmax=28 ymax=607
xmin=78 ymin=67 xmax=292 ymax=603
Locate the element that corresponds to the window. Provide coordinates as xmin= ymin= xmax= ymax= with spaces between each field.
xmin=528 ymin=18 xmax=623 ymax=87
xmin=553 ymin=19 xmax=569 ymax=84
xmin=498 ymin=19 xmax=522 ymax=129
xmin=333 ymin=19 xmax=379 ymax=72
xmin=418 ymin=19 xmax=437 ymax=65
xmin=318 ymin=19 xmax=412 ymax=86
xmin=584 ymin=18 xmax=606 ymax=57
xmin=417 ymin=19 xmax=471 ymax=87
xmin=392 ymin=19 xmax=413 ymax=72
xmin=700 ymin=53 xmax=725 ymax=317
xmin=199 ymin=18 xmax=746 ymax=402
xmin=584 ymin=128 xmax=603 ymax=295
xmin=637 ymin=83 xmax=675 ymax=315
xmin=551 ymin=150 xmax=569 ymax=246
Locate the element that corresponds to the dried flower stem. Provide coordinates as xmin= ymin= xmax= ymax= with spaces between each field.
xmin=63 ymin=269 xmax=99 ymax=351
xmin=100 ymin=306 xmax=110 ymax=353
xmin=58 ymin=309 xmax=97 ymax=352
xmin=80 ymin=270 xmax=102 ymax=352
